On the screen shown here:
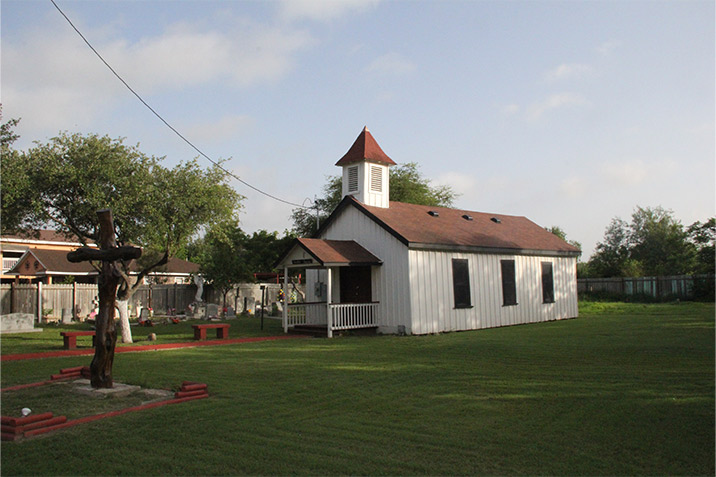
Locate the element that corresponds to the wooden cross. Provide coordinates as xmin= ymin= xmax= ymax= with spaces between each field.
xmin=67 ymin=209 xmax=141 ymax=389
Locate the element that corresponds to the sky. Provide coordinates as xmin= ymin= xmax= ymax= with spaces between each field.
xmin=2 ymin=0 xmax=714 ymax=258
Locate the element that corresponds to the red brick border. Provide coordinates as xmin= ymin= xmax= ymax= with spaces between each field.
xmin=1 ymin=368 xmax=209 ymax=441
xmin=2 ymin=334 xmax=304 ymax=362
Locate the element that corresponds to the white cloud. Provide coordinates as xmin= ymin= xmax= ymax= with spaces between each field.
xmin=184 ymin=114 xmax=254 ymax=143
xmin=559 ymin=175 xmax=588 ymax=198
xmin=596 ymin=39 xmax=621 ymax=56
xmin=601 ymin=158 xmax=679 ymax=187
xmin=602 ymin=159 xmax=648 ymax=186
xmin=501 ymin=104 xmax=520 ymax=116
xmin=365 ymin=52 xmax=416 ymax=76
xmin=110 ymin=20 xmax=314 ymax=92
xmin=526 ymin=92 xmax=590 ymax=120
xmin=543 ymin=63 xmax=593 ymax=82
xmin=435 ymin=171 xmax=477 ymax=198
xmin=278 ymin=0 xmax=380 ymax=22
xmin=3 ymin=15 xmax=313 ymax=145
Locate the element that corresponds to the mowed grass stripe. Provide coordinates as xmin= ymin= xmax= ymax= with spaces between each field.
xmin=0 ymin=302 xmax=713 ymax=475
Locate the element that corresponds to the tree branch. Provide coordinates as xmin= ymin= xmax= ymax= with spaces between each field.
xmin=130 ymin=251 xmax=170 ymax=292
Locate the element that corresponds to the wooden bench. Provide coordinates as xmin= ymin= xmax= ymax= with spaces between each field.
xmin=191 ymin=324 xmax=230 ymax=341
xmin=60 ymin=331 xmax=96 ymax=350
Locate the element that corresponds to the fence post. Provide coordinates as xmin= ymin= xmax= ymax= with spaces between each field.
xmin=10 ymin=282 xmax=15 ymax=314
xmin=36 ymin=281 xmax=43 ymax=324
xmin=72 ymin=282 xmax=77 ymax=320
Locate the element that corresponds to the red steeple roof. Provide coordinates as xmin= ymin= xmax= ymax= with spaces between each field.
xmin=335 ymin=127 xmax=397 ymax=167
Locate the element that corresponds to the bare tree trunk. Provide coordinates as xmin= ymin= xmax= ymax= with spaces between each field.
xmin=116 ymin=299 xmax=132 ymax=344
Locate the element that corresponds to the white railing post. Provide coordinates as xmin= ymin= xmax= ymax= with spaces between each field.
xmin=282 ymin=266 xmax=288 ymax=333
xmin=326 ymin=267 xmax=333 ymax=338
xmin=37 ymin=281 xmax=43 ymax=324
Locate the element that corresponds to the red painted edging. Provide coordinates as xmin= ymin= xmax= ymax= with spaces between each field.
xmin=3 ymin=371 xmax=210 ymax=440
xmin=2 ymin=334 xmax=305 ymax=362
xmin=22 ymin=392 xmax=209 ymax=438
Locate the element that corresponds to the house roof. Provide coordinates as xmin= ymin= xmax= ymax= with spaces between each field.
xmin=278 ymin=238 xmax=382 ymax=268
xmin=152 ymin=257 xmax=200 ymax=275
xmin=7 ymin=249 xmax=199 ymax=276
xmin=335 ymin=127 xmax=397 ymax=167
xmin=9 ymin=249 xmax=97 ymax=276
xmin=319 ymin=196 xmax=581 ymax=256
xmin=0 ymin=229 xmax=85 ymax=244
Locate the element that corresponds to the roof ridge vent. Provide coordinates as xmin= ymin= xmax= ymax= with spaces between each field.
xmin=428 ymin=211 xmax=440 ymax=217
xmin=462 ymin=214 xmax=473 ymax=221
xmin=490 ymin=217 xmax=501 ymax=224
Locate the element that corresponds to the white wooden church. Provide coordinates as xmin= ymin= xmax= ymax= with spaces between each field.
xmin=277 ymin=127 xmax=579 ymax=336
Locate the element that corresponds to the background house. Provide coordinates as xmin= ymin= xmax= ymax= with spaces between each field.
xmin=2 ymin=231 xmax=198 ymax=284
xmin=277 ymin=128 xmax=580 ymax=336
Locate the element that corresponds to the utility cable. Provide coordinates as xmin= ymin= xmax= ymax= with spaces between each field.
xmin=49 ymin=0 xmax=310 ymax=209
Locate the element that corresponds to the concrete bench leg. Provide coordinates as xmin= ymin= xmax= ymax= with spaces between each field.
xmin=217 ymin=327 xmax=229 ymax=339
xmin=194 ymin=328 xmax=207 ymax=340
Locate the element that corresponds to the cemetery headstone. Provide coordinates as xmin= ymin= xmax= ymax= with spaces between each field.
xmin=0 ymin=313 xmax=42 ymax=333
xmin=61 ymin=308 xmax=73 ymax=325
xmin=207 ymin=304 xmax=220 ymax=319
xmin=139 ymin=308 xmax=150 ymax=322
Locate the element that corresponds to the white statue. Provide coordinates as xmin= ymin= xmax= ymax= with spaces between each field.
xmin=194 ymin=275 xmax=204 ymax=303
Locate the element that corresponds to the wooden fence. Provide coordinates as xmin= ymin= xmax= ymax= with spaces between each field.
xmin=0 ymin=282 xmax=302 ymax=322
xmin=577 ymin=274 xmax=714 ymax=300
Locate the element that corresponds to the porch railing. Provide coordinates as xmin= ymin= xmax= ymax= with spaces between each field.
xmin=285 ymin=302 xmax=379 ymax=332
xmin=286 ymin=302 xmax=326 ymax=327
xmin=330 ymin=302 xmax=378 ymax=330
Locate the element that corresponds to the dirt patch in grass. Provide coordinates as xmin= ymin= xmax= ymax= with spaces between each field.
xmin=2 ymin=379 xmax=174 ymax=421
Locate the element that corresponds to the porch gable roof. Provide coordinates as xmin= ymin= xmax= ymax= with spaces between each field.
xmin=278 ymin=238 xmax=382 ymax=268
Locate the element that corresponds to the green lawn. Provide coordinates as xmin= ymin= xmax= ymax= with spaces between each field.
xmin=0 ymin=314 xmax=284 ymax=355
xmin=1 ymin=302 xmax=713 ymax=476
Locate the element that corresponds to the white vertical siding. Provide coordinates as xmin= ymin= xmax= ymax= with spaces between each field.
xmin=409 ymin=250 xmax=577 ymax=335
xmin=319 ymin=207 xmax=411 ymax=333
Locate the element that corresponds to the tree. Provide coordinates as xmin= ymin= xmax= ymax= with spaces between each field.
xmin=1 ymin=132 xmax=243 ymax=342
xmin=291 ymin=162 xmax=458 ymax=236
xmin=589 ymin=217 xmax=640 ymax=277
xmin=588 ymin=206 xmax=697 ymax=277
xmin=628 ymin=206 xmax=695 ymax=276
xmin=191 ymin=222 xmax=253 ymax=310
xmin=0 ymin=106 xmax=20 ymax=151
xmin=545 ymin=225 xmax=582 ymax=256
xmin=0 ymin=108 xmax=30 ymax=232
xmin=191 ymin=223 xmax=295 ymax=309
xmin=687 ymin=218 xmax=715 ymax=275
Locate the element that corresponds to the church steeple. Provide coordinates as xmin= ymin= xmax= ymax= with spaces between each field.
xmin=337 ymin=127 xmax=395 ymax=208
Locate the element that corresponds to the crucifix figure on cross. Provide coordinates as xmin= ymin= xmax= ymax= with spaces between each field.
xmin=67 ymin=209 xmax=141 ymax=389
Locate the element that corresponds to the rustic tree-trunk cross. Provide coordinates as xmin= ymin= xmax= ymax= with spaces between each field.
xmin=67 ymin=209 xmax=141 ymax=388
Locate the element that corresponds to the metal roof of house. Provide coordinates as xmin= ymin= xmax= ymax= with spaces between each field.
xmin=8 ymin=249 xmax=97 ymax=276
xmin=334 ymin=127 xmax=397 ymax=167
xmin=277 ymin=238 xmax=382 ymax=268
xmin=297 ymin=238 xmax=382 ymax=266
xmin=7 ymin=249 xmax=199 ymax=276
xmin=320 ymin=196 xmax=581 ymax=256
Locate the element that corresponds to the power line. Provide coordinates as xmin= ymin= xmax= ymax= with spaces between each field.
xmin=49 ymin=0 xmax=310 ymax=209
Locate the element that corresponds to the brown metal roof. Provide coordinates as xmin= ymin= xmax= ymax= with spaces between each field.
xmin=297 ymin=238 xmax=382 ymax=266
xmin=323 ymin=196 xmax=580 ymax=256
xmin=9 ymin=249 xmax=97 ymax=276
xmin=8 ymin=249 xmax=199 ymax=276
xmin=335 ymin=127 xmax=397 ymax=167
xmin=1 ymin=229 xmax=86 ymax=244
